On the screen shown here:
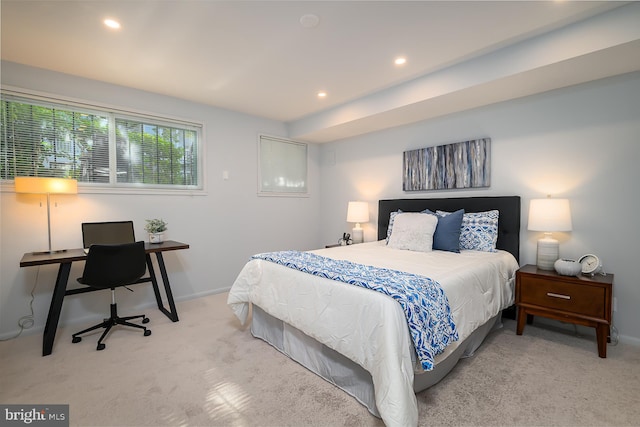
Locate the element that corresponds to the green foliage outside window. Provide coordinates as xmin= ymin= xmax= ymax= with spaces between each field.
xmin=1 ymin=94 xmax=200 ymax=188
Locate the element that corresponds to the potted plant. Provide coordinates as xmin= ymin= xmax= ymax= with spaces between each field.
xmin=145 ymin=219 xmax=167 ymax=243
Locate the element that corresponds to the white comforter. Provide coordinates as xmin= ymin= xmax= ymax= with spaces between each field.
xmin=227 ymin=241 xmax=519 ymax=427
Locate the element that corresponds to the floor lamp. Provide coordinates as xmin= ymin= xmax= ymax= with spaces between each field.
xmin=15 ymin=177 xmax=78 ymax=254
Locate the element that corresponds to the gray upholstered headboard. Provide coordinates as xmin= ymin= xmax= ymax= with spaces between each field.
xmin=378 ymin=196 xmax=521 ymax=262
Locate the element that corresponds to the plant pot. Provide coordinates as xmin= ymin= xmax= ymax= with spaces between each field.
xmin=149 ymin=232 xmax=164 ymax=244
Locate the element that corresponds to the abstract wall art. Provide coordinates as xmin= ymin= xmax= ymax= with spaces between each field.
xmin=403 ymin=138 xmax=491 ymax=191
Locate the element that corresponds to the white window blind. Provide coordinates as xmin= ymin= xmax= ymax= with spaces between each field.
xmin=115 ymin=118 xmax=198 ymax=186
xmin=258 ymin=135 xmax=308 ymax=196
xmin=1 ymin=92 xmax=201 ymax=190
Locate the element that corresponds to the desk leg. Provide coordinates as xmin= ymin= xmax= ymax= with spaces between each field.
xmin=43 ymin=262 xmax=71 ymax=356
xmin=146 ymin=253 xmax=179 ymax=322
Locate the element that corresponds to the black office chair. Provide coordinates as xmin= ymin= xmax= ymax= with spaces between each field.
xmin=71 ymin=241 xmax=151 ymax=351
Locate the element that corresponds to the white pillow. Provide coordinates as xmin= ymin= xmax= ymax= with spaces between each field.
xmin=387 ymin=212 xmax=438 ymax=252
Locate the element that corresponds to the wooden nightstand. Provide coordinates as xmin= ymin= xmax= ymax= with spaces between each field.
xmin=515 ymin=264 xmax=613 ymax=358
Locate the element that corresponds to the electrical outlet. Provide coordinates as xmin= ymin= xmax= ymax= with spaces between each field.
xmin=613 ymin=297 xmax=618 ymax=312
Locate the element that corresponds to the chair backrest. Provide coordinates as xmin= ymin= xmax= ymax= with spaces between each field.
xmin=82 ymin=221 xmax=135 ymax=250
xmin=79 ymin=241 xmax=147 ymax=289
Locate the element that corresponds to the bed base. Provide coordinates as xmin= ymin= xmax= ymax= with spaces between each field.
xmin=251 ymin=305 xmax=503 ymax=418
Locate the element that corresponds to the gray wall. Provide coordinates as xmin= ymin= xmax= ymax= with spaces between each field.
xmin=318 ymin=71 xmax=640 ymax=344
xmin=2 ymin=61 xmax=639 ymax=346
xmin=0 ymin=61 xmax=322 ymax=338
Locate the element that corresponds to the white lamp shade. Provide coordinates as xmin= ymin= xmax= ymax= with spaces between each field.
xmin=528 ymin=198 xmax=572 ymax=232
xmin=346 ymin=201 xmax=369 ymax=224
xmin=15 ymin=177 xmax=78 ymax=194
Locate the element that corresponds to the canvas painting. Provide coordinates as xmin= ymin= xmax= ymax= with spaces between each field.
xmin=403 ymin=138 xmax=491 ymax=191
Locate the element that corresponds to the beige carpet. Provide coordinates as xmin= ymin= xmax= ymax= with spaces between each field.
xmin=1 ymin=291 xmax=639 ymax=426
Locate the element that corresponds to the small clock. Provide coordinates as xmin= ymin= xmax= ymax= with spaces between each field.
xmin=578 ymin=253 xmax=602 ymax=275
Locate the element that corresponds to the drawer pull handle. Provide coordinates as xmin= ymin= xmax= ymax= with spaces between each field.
xmin=547 ymin=292 xmax=571 ymax=300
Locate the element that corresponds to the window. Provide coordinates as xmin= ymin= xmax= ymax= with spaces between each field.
xmin=115 ymin=118 xmax=198 ymax=186
xmin=258 ymin=135 xmax=308 ymax=196
xmin=1 ymin=92 xmax=201 ymax=191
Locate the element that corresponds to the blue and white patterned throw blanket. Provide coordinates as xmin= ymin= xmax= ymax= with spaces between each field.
xmin=252 ymin=251 xmax=459 ymax=370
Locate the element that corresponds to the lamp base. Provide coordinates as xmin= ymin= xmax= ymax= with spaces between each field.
xmin=536 ymin=236 xmax=559 ymax=270
xmin=352 ymin=226 xmax=363 ymax=244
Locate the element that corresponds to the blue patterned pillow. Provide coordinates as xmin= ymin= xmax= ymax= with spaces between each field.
xmin=423 ymin=209 xmax=464 ymax=253
xmin=456 ymin=210 xmax=499 ymax=252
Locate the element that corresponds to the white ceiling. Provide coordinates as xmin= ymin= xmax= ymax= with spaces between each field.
xmin=2 ymin=1 xmax=640 ymax=143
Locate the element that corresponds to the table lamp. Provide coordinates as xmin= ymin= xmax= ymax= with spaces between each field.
xmin=528 ymin=197 xmax=572 ymax=270
xmin=347 ymin=201 xmax=369 ymax=244
xmin=15 ymin=177 xmax=78 ymax=254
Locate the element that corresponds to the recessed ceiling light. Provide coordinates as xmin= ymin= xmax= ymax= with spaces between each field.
xmin=317 ymin=91 xmax=327 ymax=98
xmin=103 ymin=18 xmax=121 ymax=29
xmin=394 ymin=57 xmax=407 ymax=66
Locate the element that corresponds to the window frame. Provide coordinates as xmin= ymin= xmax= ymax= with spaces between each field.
xmin=1 ymin=87 xmax=206 ymax=196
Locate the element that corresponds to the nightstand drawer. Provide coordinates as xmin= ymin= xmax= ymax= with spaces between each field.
xmin=520 ymin=276 xmax=605 ymax=318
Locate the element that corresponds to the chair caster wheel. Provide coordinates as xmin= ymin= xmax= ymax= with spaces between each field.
xmin=97 ymin=343 xmax=106 ymax=351
xmin=142 ymin=317 xmax=150 ymax=324
xmin=72 ymin=336 xmax=81 ymax=344
xmin=144 ymin=330 xmax=151 ymax=337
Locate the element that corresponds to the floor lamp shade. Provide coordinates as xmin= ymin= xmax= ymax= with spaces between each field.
xmin=528 ymin=198 xmax=572 ymax=270
xmin=15 ymin=177 xmax=78 ymax=195
xmin=347 ymin=201 xmax=369 ymax=244
xmin=15 ymin=177 xmax=78 ymax=253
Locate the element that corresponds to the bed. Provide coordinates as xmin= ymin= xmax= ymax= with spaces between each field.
xmin=228 ymin=196 xmax=521 ymax=426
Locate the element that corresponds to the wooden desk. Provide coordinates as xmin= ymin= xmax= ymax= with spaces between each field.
xmin=19 ymin=240 xmax=189 ymax=356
